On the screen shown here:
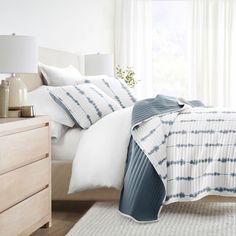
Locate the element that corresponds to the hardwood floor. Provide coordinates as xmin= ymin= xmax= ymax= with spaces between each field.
xmin=32 ymin=201 xmax=94 ymax=236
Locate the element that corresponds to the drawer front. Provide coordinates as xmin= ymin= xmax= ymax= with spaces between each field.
xmin=0 ymin=158 xmax=49 ymax=212
xmin=0 ymin=188 xmax=50 ymax=236
xmin=0 ymin=126 xmax=49 ymax=174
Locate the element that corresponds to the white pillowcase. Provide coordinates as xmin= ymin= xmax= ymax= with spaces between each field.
xmin=49 ymin=84 xmax=122 ymax=129
xmin=78 ymin=75 xmax=137 ymax=108
xmin=69 ymin=106 xmax=133 ymax=193
xmin=39 ymin=63 xmax=82 ymax=86
xmin=51 ymin=121 xmax=69 ymax=141
xmin=28 ymin=86 xmax=75 ymax=127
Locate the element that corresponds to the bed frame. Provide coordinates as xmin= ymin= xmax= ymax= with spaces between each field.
xmin=21 ymin=47 xmax=236 ymax=202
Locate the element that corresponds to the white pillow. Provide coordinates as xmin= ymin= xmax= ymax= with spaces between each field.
xmin=49 ymin=84 xmax=122 ymax=129
xmin=68 ymin=106 xmax=133 ymax=193
xmin=78 ymin=75 xmax=137 ymax=108
xmin=39 ymin=63 xmax=82 ymax=86
xmin=28 ymin=86 xmax=75 ymax=127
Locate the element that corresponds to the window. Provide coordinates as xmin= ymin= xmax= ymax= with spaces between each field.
xmin=152 ymin=0 xmax=191 ymax=98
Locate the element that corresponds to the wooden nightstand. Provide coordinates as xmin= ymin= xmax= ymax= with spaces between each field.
xmin=0 ymin=116 xmax=51 ymax=236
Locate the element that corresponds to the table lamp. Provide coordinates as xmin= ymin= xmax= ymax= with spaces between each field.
xmin=0 ymin=34 xmax=38 ymax=108
xmin=84 ymin=53 xmax=113 ymax=76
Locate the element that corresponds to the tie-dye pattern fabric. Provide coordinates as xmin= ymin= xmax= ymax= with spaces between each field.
xmin=49 ymin=84 xmax=122 ymax=129
xmin=120 ymin=95 xmax=236 ymax=222
xmin=78 ymin=75 xmax=137 ymax=108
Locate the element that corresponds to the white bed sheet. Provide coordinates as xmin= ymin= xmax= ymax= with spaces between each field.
xmin=52 ymin=128 xmax=84 ymax=161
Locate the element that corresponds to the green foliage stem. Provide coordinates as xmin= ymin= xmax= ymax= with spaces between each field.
xmin=115 ymin=65 xmax=138 ymax=88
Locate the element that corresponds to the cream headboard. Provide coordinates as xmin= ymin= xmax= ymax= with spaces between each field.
xmin=21 ymin=47 xmax=82 ymax=92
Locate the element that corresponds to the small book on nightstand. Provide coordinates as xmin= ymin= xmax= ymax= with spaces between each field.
xmin=7 ymin=109 xmax=21 ymax=118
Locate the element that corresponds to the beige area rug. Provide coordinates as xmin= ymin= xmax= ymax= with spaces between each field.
xmin=67 ymin=202 xmax=236 ymax=236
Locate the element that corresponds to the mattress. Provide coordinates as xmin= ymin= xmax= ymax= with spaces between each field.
xmin=52 ymin=128 xmax=84 ymax=161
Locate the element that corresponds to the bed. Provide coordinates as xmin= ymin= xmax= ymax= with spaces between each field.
xmin=21 ymin=47 xmax=236 ymax=218
xmin=21 ymin=47 xmax=120 ymax=201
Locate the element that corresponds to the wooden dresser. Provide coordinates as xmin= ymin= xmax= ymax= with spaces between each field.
xmin=0 ymin=116 xmax=51 ymax=236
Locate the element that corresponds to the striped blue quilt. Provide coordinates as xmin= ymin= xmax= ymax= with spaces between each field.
xmin=119 ymin=95 xmax=236 ymax=222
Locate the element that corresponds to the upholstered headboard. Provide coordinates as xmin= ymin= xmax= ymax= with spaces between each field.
xmin=21 ymin=47 xmax=83 ymax=91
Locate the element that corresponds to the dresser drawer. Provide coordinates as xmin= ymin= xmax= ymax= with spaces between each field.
xmin=0 ymin=188 xmax=50 ymax=236
xmin=0 ymin=158 xmax=50 ymax=212
xmin=0 ymin=126 xmax=49 ymax=174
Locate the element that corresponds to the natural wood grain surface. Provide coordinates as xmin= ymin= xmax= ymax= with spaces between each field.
xmin=0 ymin=158 xmax=49 ymax=212
xmin=0 ymin=116 xmax=50 ymax=136
xmin=0 ymin=116 xmax=51 ymax=235
xmin=0 ymin=189 xmax=50 ymax=236
xmin=32 ymin=201 xmax=94 ymax=236
xmin=0 ymin=126 xmax=49 ymax=174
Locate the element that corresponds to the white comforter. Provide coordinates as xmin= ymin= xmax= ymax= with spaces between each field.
xmin=69 ymin=107 xmax=133 ymax=193
xmin=69 ymin=106 xmax=236 ymax=201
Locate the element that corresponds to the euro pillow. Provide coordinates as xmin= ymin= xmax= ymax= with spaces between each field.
xmin=78 ymin=75 xmax=137 ymax=108
xmin=39 ymin=63 xmax=82 ymax=86
xmin=49 ymin=84 xmax=122 ymax=129
xmin=28 ymin=86 xmax=75 ymax=127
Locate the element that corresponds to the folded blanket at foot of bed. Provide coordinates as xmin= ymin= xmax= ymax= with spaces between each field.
xmin=119 ymin=95 xmax=236 ymax=222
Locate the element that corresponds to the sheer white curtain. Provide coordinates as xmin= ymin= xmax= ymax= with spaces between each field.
xmin=114 ymin=0 xmax=152 ymax=99
xmin=190 ymin=0 xmax=236 ymax=107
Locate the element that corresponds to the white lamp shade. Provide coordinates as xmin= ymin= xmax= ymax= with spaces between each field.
xmin=0 ymin=35 xmax=38 ymax=74
xmin=84 ymin=54 xmax=113 ymax=76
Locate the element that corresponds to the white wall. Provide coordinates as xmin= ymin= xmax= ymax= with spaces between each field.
xmin=0 ymin=0 xmax=115 ymax=54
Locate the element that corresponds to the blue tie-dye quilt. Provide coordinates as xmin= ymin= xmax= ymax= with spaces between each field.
xmin=119 ymin=95 xmax=236 ymax=222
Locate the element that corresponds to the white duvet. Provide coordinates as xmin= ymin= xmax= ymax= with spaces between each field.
xmin=68 ymin=104 xmax=236 ymax=201
xmin=69 ymin=107 xmax=133 ymax=193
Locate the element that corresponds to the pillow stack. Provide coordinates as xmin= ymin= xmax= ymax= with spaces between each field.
xmin=49 ymin=84 xmax=122 ymax=129
xmin=28 ymin=85 xmax=75 ymax=141
xmin=33 ymin=63 xmax=137 ymax=130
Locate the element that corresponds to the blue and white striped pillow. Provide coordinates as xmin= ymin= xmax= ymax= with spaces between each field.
xmin=49 ymin=84 xmax=122 ymax=129
xmin=79 ymin=75 xmax=137 ymax=108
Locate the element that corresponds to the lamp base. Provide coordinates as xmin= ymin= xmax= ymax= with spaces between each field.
xmin=7 ymin=74 xmax=28 ymax=109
